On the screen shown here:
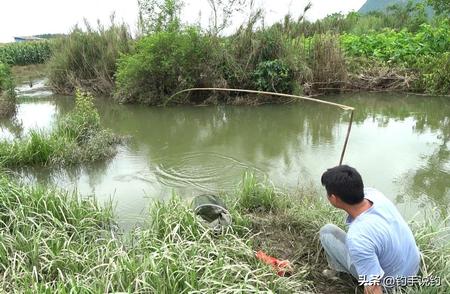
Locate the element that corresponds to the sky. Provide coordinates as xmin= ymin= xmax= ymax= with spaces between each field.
xmin=0 ymin=0 xmax=366 ymax=43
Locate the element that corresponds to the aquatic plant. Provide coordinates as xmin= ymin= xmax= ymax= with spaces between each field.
xmin=0 ymin=90 xmax=120 ymax=167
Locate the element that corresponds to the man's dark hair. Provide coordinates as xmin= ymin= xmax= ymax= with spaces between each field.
xmin=321 ymin=165 xmax=364 ymax=205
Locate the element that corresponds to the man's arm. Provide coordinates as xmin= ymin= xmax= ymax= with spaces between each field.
xmin=347 ymin=236 xmax=385 ymax=291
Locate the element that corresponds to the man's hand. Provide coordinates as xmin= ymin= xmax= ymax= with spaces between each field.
xmin=364 ymin=285 xmax=382 ymax=294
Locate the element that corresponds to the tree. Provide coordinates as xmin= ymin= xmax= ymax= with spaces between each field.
xmin=207 ymin=0 xmax=250 ymax=35
xmin=427 ymin=0 xmax=450 ymax=15
xmin=137 ymin=0 xmax=183 ymax=34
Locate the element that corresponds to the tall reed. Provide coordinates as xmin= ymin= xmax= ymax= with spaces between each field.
xmin=47 ymin=19 xmax=132 ymax=96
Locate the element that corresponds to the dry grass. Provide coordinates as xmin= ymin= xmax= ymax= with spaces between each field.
xmin=11 ymin=64 xmax=47 ymax=84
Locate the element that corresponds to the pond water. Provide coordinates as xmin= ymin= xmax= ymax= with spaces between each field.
xmin=1 ymin=84 xmax=449 ymax=229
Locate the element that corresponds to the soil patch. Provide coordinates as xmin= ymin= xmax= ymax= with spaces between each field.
xmin=247 ymin=213 xmax=361 ymax=294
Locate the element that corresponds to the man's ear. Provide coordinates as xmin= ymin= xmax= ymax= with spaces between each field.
xmin=329 ymin=194 xmax=340 ymax=207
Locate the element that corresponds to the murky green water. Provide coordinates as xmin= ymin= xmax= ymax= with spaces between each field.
xmin=1 ymin=87 xmax=449 ymax=228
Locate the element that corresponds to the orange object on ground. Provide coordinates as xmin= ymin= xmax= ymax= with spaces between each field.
xmin=255 ymin=250 xmax=293 ymax=277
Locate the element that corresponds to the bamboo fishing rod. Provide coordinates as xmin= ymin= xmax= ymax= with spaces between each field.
xmin=166 ymin=87 xmax=355 ymax=165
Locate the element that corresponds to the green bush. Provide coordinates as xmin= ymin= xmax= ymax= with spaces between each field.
xmin=219 ymin=24 xmax=286 ymax=90
xmin=415 ymin=53 xmax=450 ymax=95
xmin=115 ymin=28 xmax=219 ymax=104
xmin=57 ymin=89 xmax=101 ymax=141
xmin=0 ymin=41 xmax=51 ymax=65
xmin=253 ymin=59 xmax=293 ymax=93
xmin=341 ymin=19 xmax=450 ymax=65
xmin=0 ymin=62 xmax=16 ymax=117
xmin=47 ymin=23 xmax=132 ymax=95
xmin=340 ymin=19 xmax=450 ymax=94
xmin=0 ymin=63 xmax=14 ymax=94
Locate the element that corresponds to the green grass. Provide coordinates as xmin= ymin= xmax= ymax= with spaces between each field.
xmin=236 ymin=172 xmax=282 ymax=213
xmin=0 ymin=173 xmax=114 ymax=292
xmin=0 ymin=90 xmax=120 ymax=167
xmin=0 ymin=172 xmax=448 ymax=293
xmin=0 ymin=174 xmax=312 ymax=293
xmin=407 ymin=215 xmax=450 ymax=293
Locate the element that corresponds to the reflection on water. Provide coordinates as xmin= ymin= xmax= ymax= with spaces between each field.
xmin=0 ymin=100 xmax=58 ymax=140
xmin=1 ymin=93 xmax=449 ymax=228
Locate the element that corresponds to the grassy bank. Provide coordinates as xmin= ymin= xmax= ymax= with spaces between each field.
xmin=0 ymin=62 xmax=16 ymax=117
xmin=0 ymin=90 xmax=120 ymax=167
xmin=0 ymin=172 xmax=448 ymax=293
xmin=43 ymin=1 xmax=449 ymax=104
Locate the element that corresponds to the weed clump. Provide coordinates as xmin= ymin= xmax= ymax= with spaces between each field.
xmin=415 ymin=52 xmax=450 ymax=95
xmin=47 ymin=21 xmax=132 ymax=95
xmin=0 ymin=90 xmax=120 ymax=167
xmin=237 ymin=172 xmax=281 ymax=213
xmin=0 ymin=62 xmax=16 ymax=117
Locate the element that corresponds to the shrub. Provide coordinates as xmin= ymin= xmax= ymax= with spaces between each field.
xmin=57 ymin=89 xmax=101 ymax=141
xmin=47 ymin=22 xmax=132 ymax=96
xmin=115 ymin=28 xmax=220 ymax=104
xmin=253 ymin=59 xmax=293 ymax=93
xmin=0 ymin=62 xmax=16 ymax=117
xmin=0 ymin=41 xmax=51 ymax=65
xmin=0 ymin=63 xmax=14 ymax=94
xmin=341 ymin=19 xmax=450 ymax=65
xmin=220 ymin=22 xmax=286 ymax=90
xmin=415 ymin=53 xmax=450 ymax=95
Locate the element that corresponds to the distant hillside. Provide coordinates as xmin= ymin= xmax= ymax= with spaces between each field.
xmin=358 ymin=0 xmax=423 ymax=13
